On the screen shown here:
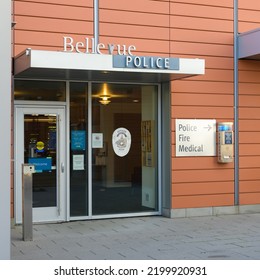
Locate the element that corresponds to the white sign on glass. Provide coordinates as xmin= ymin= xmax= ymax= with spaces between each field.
xmin=112 ymin=128 xmax=131 ymax=157
xmin=92 ymin=133 xmax=103 ymax=148
xmin=73 ymin=154 xmax=84 ymax=170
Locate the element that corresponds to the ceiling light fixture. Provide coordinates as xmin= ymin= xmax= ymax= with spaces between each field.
xmin=99 ymin=95 xmax=111 ymax=105
xmin=99 ymin=83 xmax=111 ymax=105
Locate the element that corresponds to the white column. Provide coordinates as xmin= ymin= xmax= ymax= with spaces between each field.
xmin=0 ymin=0 xmax=11 ymax=259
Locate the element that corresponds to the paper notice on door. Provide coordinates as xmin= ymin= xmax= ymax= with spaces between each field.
xmin=92 ymin=133 xmax=103 ymax=148
xmin=73 ymin=154 xmax=84 ymax=170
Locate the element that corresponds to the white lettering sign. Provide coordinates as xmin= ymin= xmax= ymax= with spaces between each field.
xmin=176 ymin=119 xmax=216 ymax=157
xmin=125 ymin=56 xmax=170 ymax=69
xmin=63 ymin=36 xmax=136 ymax=55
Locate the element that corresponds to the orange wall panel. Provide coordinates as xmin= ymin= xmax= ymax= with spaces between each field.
xmin=240 ymin=120 xmax=260 ymax=131
xmin=170 ymin=16 xmax=233 ymax=33
xmin=239 ymin=60 xmax=260 ymax=71
xmin=201 ymin=57 xmax=233 ymax=70
xmin=99 ymin=9 xmax=169 ymax=27
xmin=171 ymin=29 xmax=233 ymax=45
xmin=240 ymin=144 xmax=260 ymax=156
xmin=191 ymin=69 xmax=233 ymax=82
xmin=239 ymin=23 xmax=260 ymax=33
xmin=15 ymin=31 xmax=93 ymax=51
xmin=14 ymin=2 xmax=93 ymax=20
xmin=98 ymin=1 xmax=171 ymax=56
xmin=240 ymin=132 xmax=260 ymax=144
xmin=15 ymin=16 xmax=93 ymax=34
xmin=13 ymin=0 xmax=94 ymax=55
xmin=240 ymin=181 xmax=260 ymax=193
xmin=240 ymin=83 xmax=260 ymax=95
xmin=171 ymin=0 xmax=233 ymax=8
xmin=239 ymin=0 xmax=260 ymax=33
xmin=173 ymin=80 xmax=233 ymax=94
xmin=240 ymin=193 xmax=260 ymax=205
xmin=240 ymin=168 xmax=260 ymax=181
xmin=99 ymin=36 xmax=169 ymax=56
xmin=172 ymin=182 xmax=234 ymax=196
xmin=100 ymin=0 xmax=169 ymax=14
xmin=239 ymin=44 xmax=260 ymax=213
xmin=172 ymin=157 xmax=233 ymax=170
xmin=170 ymin=42 xmax=233 ymax=57
xmin=239 ymin=108 xmax=260 ymax=120
xmin=172 ymin=169 xmax=234 ymax=184
xmin=11 ymin=204 xmax=14 ymax=219
xmin=239 ymin=0 xmax=260 ymax=10
xmin=170 ymin=1 xmax=235 ymax=209
xmin=240 ymin=156 xmax=260 ymax=168
xmin=239 ymin=70 xmax=260 ymax=83
xmin=239 ymin=95 xmax=260 ymax=108
xmin=239 ymin=10 xmax=260 ymax=23
xmin=15 ymin=0 xmax=93 ymax=6
xmin=171 ymin=106 xmax=233 ymax=119
xmin=172 ymin=93 xmax=233 ymax=107
xmin=170 ymin=2 xmax=233 ymax=20
xmin=100 ymin=23 xmax=169 ymax=41
xmin=172 ymin=194 xmax=234 ymax=209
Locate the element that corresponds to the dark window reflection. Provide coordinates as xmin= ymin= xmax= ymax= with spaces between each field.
xmin=14 ymin=80 xmax=66 ymax=101
xmin=24 ymin=114 xmax=57 ymax=208
xmin=70 ymin=82 xmax=88 ymax=216
xmin=92 ymin=83 xmax=158 ymax=215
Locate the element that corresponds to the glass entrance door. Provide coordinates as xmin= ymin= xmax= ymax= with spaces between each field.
xmin=91 ymin=83 xmax=159 ymax=216
xmin=15 ymin=107 xmax=66 ymax=223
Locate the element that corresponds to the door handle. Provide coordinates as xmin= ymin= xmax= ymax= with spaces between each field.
xmin=57 ymin=162 xmax=64 ymax=215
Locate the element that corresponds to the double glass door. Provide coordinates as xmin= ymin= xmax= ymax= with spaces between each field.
xmin=70 ymin=82 xmax=159 ymax=218
xmin=15 ymin=107 xmax=66 ymax=223
xmin=14 ymin=81 xmax=160 ymax=223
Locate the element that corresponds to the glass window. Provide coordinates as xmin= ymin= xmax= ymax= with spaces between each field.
xmin=92 ymin=83 xmax=158 ymax=215
xmin=24 ymin=114 xmax=57 ymax=208
xmin=70 ymin=82 xmax=88 ymax=216
xmin=14 ymin=80 xmax=66 ymax=101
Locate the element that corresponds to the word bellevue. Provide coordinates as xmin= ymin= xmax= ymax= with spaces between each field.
xmin=63 ymin=36 xmax=136 ymax=56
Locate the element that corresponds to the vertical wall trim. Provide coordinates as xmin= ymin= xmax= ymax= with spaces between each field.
xmin=234 ymin=0 xmax=239 ymax=205
xmin=157 ymin=84 xmax=162 ymax=215
xmin=94 ymin=0 xmax=99 ymax=49
xmin=0 ymin=0 xmax=11 ymax=260
xmin=66 ymin=81 xmax=70 ymax=221
xmin=88 ymin=82 xmax=92 ymax=218
xmin=161 ymin=82 xmax=172 ymax=216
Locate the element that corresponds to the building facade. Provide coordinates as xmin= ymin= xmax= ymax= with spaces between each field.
xmin=0 ymin=0 xmax=11 ymax=260
xmin=8 ymin=0 xmax=260 ymax=225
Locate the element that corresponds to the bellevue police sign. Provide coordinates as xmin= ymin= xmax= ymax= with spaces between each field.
xmin=63 ymin=36 xmax=179 ymax=71
xmin=14 ymin=38 xmax=205 ymax=83
xmin=176 ymin=119 xmax=216 ymax=157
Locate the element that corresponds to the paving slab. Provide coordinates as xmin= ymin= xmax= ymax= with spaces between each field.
xmin=11 ymin=214 xmax=260 ymax=260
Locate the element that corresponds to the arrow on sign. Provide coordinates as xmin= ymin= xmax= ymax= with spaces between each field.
xmin=203 ymin=124 xmax=212 ymax=131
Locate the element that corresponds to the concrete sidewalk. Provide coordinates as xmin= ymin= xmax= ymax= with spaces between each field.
xmin=11 ymin=213 xmax=260 ymax=260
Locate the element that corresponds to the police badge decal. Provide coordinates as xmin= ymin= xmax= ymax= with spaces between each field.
xmin=112 ymin=128 xmax=131 ymax=157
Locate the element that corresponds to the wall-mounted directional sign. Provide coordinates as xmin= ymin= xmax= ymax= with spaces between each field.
xmin=175 ymin=119 xmax=216 ymax=157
